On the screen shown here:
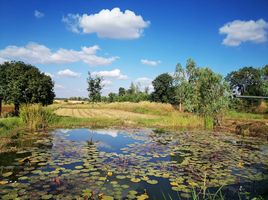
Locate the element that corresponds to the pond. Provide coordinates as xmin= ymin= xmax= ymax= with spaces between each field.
xmin=0 ymin=129 xmax=268 ymax=200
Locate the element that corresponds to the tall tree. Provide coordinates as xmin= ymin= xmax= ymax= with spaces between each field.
xmin=151 ymin=73 xmax=175 ymax=104
xmin=0 ymin=61 xmax=55 ymax=115
xmin=87 ymin=72 xmax=103 ymax=102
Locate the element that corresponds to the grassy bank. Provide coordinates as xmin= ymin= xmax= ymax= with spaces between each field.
xmin=1 ymin=101 xmax=268 ymax=139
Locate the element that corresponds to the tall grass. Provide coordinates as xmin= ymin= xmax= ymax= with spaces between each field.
xmin=20 ymin=104 xmax=57 ymax=131
xmin=226 ymin=110 xmax=268 ymax=120
xmin=0 ymin=117 xmax=22 ymax=136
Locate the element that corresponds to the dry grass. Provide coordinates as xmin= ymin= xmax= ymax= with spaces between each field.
xmin=55 ymin=108 xmax=157 ymax=119
xmin=52 ymin=102 xmax=204 ymax=130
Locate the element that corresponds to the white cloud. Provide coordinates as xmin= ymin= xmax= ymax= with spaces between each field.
xmin=34 ymin=10 xmax=44 ymax=18
xmin=219 ymin=19 xmax=268 ymax=46
xmin=0 ymin=42 xmax=118 ymax=66
xmin=141 ymin=59 xmax=161 ymax=66
xmin=134 ymin=77 xmax=153 ymax=92
xmin=44 ymin=72 xmax=54 ymax=78
xmin=92 ymin=69 xmax=128 ymax=80
xmin=62 ymin=14 xmax=81 ymax=33
xmin=57 ymin=69 xmax=81 ymax=78
xmin=63 ymin=8 xmax=150 ymax=39
xmin=0 ymin=57 xmax=8 ymax=64
xmin=101 ymin=79 xmax=112 ymax=86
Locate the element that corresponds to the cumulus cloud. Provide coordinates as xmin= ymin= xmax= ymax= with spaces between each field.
xmin=57 ymin=69 xmax=81 ymax=78
xmin=63 ymin=8 xmax=150 ymax=39
xmin=0 ymin=42 xmax=118 ymax=66
xmin=44 ymin=72 xmax=54 ymax=78
xmin=101 ymin=79 xmax=112 ymax=86
xmin=92 ymin=69 xmax=128 ymax=80
xmin=141 ymin=59 xmax=161 ymax=66
xmin=34 ymin=10 xmax=44 ymax=18
xmin=219 ymin=19 xmax=268 ymax=46
xmin=134 ymin=77 xmax=153 ymax=92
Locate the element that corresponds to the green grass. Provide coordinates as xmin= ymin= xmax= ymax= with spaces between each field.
xmin=51 ymin=116 xmax=126 ymax=129
xmin=226 ymin=110 xmax=268 ymax=121
xmin=0 ymin=117 xmax=22 ymax=136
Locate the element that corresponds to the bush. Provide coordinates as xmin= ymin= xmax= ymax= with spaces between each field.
xmin=20 ymin=104 xmax=56 ymax=131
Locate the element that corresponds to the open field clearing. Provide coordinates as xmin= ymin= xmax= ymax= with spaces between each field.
xmin=55 ymin=108 xmax=157 ymax=119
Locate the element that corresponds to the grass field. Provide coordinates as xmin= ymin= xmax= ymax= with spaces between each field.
xmin=51 ymin=101 xmax=204 ymax=130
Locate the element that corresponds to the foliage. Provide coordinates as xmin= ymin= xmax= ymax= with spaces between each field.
xmin=102 ymin=83 xmax=149 ymax=103
xmin=196 ymin=68 xmax=230 ymax=122
xmin=0 ymin=61 xmax=55 ymax=114
xmin=20 ymin=104 xmax=56 ymax=131
xmin=87 ymin=72 xmax=103 ymax=102
xmin=225 ymin=65 xmax=268 ymax=110
xmin=0 ymin=117 xmax=22 ymax=136
xmin=173 ymin=59 xmax=230 ymax=129
xmin=118 ymin=87 xmax=126 ymax=96
xmin=150 ymin=73 xmax=176 ymax=104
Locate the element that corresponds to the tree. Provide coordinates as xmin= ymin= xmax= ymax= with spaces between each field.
xmin=0 ymin=61 xmax=55 ymax=115
xmin=108 ymin=92 xmax=117 ymax=102
xmin=225 ymin=66 xmax=266 ymax=110
xmin=196 ymin=68 xmax=230 ymax=128
xmin=225 ymin=67 xmax=263 ymax=96
xmin=128 ymin=82 xmax=136 ymax=94
xmin=151 ymin=73 xmax=175 ymax=104
xmin=87 ymin=72 xmax=103 ymax=102
xmin=118 ymin=87 xmax=126 ymax=96
xmin=173 ymin=59 xmax=229 ymax=129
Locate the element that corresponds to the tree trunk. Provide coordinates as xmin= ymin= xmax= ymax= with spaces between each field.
xmin=14 ymin=103 xmax=20 ymax=116
xmin=0 ymin=97 xmax=2 ymax=117
xmin=179 ymin=102 xmax=182 ymax=112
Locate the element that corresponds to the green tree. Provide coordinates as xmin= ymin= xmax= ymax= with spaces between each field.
xmin=108 ymin=92 xmax=117 ymax=102
xmin=196 ymin=68 xmax=230 ymax=129
xmin=225 ymin=66 xmax=266 ymax=110
xmin=87 ymin=72 xmax=103 ymax=102
xmin=151 ymin=73 xmax=175 ymax=104
xmin=0 ymin=61 xmax=55 ymax=115
xmin=118 ymin=87 xmax=126 ymax=96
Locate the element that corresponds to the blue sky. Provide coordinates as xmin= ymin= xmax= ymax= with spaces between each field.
xmin=0 ymin=0 xmax=268 ymax=97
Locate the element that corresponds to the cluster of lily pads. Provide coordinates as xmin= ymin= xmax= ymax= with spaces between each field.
xmin=0 ymin=129 xmax=267 ymax=199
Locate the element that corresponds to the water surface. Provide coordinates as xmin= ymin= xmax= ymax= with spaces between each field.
xmin=0 ymin=129 xmax=267 ymax=199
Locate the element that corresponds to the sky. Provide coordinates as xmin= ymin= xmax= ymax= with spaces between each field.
xmin=0 ymin=0 xmax=268 ymax=98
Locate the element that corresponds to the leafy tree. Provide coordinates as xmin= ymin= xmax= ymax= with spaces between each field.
xmin=225 ymin=67 xmax=263 ymax=96
xmin=0 ymin=61 xmax=55 ymax=115
xmin=225 ymin=66 xmax=267 ymax=110
xmin=173 ymin=59 xmax=229 ymax=129
xmin=118 ymin=87 xmax=126 ymax=96
xmin=196 ymin=68 xmax=230 ymax=128
xmin=108 ymin=93 xmax=117 ymax=102
xmin=87 ymin=72 xmax=103 ymax=102
xmin=151 ymin=73 xmax=175 ymax=104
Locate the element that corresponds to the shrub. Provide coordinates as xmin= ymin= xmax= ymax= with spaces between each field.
xmin=20 ymin=104 xmax=56 ymax=131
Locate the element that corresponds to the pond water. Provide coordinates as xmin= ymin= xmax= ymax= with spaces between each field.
xmin=0 ymin=129 xmax=268 ymax=200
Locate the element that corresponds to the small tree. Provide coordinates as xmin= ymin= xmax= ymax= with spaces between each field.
xmin=118 ymin=87 xmax=126 ymax=96
xmin=151 ymin=73 xmax=176 ymax=104
xmin=87 ymin=72 xmax=103 ymax=103
xmin=196 ymin=68 xmax=230 ymax=129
